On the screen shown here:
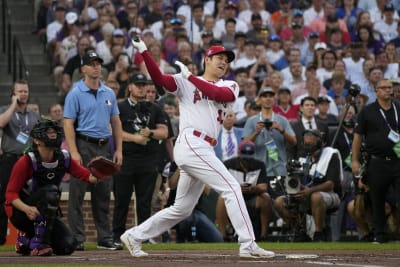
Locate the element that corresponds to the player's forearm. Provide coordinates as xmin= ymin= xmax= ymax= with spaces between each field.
xmin=187 ymin=76 xmax=235 ymax=102
xmin=63 ymin=119 xmax=78 ymax=154
xmin=142 ymin=51 xmax=177 ymax=92
xmin=351 ymin=133 xmax=362 ymax=164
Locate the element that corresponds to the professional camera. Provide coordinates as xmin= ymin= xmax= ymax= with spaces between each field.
xmin=285 ymin=159 xmax=306 ymax=194
xmin=349 ymin=83 xmax=361 ymax=97
xmin=263 ymin=119 xmax=273 ymax=129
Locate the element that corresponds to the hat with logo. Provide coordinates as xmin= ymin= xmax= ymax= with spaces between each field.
xmin=205 ymin=45 xmax=235 ymax=63
xmin=258 ymin=87 xmax=275 ymax=96
xmin=292 ymin=9 xmax=303 ymax=17
xmin=225 ymin=1 xmax=237 ymax=9
xmin=314 ymin=42 xmax=327 ymax=50
xmin=308 ymin=31 xmax=320 ymax=38
xmin=238 ymin=140 xmax=256 ymax=158
xmin=65 ymin=12 xmax=78 ymax=24
xmin=81 ymin=50 xmax=103 ymax=66
xmin=129 ymin=72 xmax=149 ymax=85
xmin=384 ymin=3 xmax=395 ymax=11
xmin=317 ymin=96 xmax=331 ymax=103
xmin=291 ymin=21 xmax=303 ymax=28
xmin=269 ymin=34 xmax=281 ymax=42
xmin=112 ymin=28 xmax=125 ymax=37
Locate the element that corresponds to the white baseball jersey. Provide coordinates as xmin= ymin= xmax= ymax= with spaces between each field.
xmin=172 ymin=74 xmax=240 ymax=138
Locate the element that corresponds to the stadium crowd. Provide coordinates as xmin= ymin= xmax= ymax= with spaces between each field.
xmin=1 ymin=0 xmax=400 ymax=256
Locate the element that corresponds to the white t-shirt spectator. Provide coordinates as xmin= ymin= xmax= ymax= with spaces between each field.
xmin=266 ymin=49 xmax=284 ymax=64
xmin=238 ymin=9 xmax=271 ymax=29
xmin=374 ymin=20 xmax=398 ymax=43
xmin=343 ymin=57 xmax=365 ymax=87
xmin=303 ymin=7 xmax=324 ymax=26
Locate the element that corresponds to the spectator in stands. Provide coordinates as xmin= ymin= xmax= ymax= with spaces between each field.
xmin=249 ymin=42 xmax=274 ymax=89
xmin=291 ymin=22 xmax=309 ymax=62
xmin=63 ymin=50 xmax=123 ymax=251
xmin=215 ymin=110 xmax=243 ymax=162
xmin=280 ymin=9 xmax=313 ymax=42
xmin=288 ymin=96 xmax=330 ymax=160
xmin=368 ymin=0 xmax=399 ymax=25
xmin=116 ymin=0 xmax=139 ymax=31
xmin=232 ymin=32 xmax=247 ymax=62
xmin=326 ymin=27 xmax=347 ymax=55
xmin=293 ymin=75 xmax=338 ymax=117
xmin=327 ymin=71 xmax=349 ymax=114
xmin=46 ymin=6 xmax=66 ymax=65
xmin=243 ymin=87 xmax=296 ymax=177
xmin=335 ymin=0 xmax=362 ymax=35
xmin=215 ymin=1 xmax=248 ymax=40
xmin=303 ymin=0 xmax=325 ymax=27
xmin=303 ymin=32 xmax=321 ymax=66
xmin=273 ymin=87 xmax=300 ymax=122
xmin=216 ymin=140 xmax=273 ymax=241
xmin=233 ymin=78 xmax=258 ymax=122
xmin=0 ymin=80 xmax=41 ymax=245
xmin=266 ymin=34 xmax=284 ymax=66
xmin=275 ymin=129 xmax=342 ymax=241
xmin=343 ymin=42 xmax=366 ymax=87
xmin=233 ymin=39 xmax=257 ymax=70
xmin=95 ymin=22 xmax=115 ymax=64
xmin=238 ymin=0 xmax=271 ymax=29
xmin=282 ymin=61 xmax=306 ymax=92
xmin=61 ymin=36 xmax=91 ymax=97
xmin=316 ymin=50 xmax=337 ymax=84
xmin=112 ymin=72 xmax=168 ymax=246
xmin=87 ymin=0 xmax=119 ymax=35
xmin=316 ymin=96 xmax=338 ymax=126
xmin=310 ymin=1 xmax=349 ymax=38
xmin=281 ymin=47 xmax=305 ymax=80
xmin=221 ymin=18 xmax=237 ymax=51
xmin=323 ymin=59 xmax=352 ymax=90
xmin=375 ymin=50 xmax=399 ymax=80
xmin=270 ymin=0 xmax=293 ymax=35
xmin=268 ymin=70 xmax=284 ymax=96
xmin=48 ymin=103 xmax=64 ymax=126
xmin=107 ymin=52 xmax=133 ymax=101
xmin=142 ymin=0 xmax=163 ymax=26
xmin=355 ymin=24 xmax=384 ymax=56
xmin=360 ymin=66 xmax=384 ymax=104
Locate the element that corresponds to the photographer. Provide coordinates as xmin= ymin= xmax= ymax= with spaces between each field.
xmin=242 ymin=87 xmax=296 ymax=177
xmin=274 ymin=129 xmax=342 ymax=241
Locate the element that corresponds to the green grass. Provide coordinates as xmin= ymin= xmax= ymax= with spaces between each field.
xmin=1 ymin=242 xmax=399 ymax=253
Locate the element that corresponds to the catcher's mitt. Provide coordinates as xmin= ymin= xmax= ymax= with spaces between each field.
xmin=87 ymin=156 xmax=120 ymax=180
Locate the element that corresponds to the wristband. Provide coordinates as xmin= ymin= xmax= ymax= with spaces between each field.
xmin=149 ymin=131 xmax=154 ymax=138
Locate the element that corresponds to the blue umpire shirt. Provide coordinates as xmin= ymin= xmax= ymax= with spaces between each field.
xmin=64 ymin=80 xmax=119 ymax=138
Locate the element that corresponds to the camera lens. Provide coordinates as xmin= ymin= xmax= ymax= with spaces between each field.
xmin=288 ymin=178 xmax=299 ymax=188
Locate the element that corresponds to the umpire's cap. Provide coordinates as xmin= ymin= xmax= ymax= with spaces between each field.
xmin=81 ymin=50 xmax=103 ymax=66
xmin=205 ymin=46 xmax=235 ymax=63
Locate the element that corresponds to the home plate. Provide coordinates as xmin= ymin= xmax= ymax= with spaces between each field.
xmin=276 ymin=253 xmax=319 ymax=259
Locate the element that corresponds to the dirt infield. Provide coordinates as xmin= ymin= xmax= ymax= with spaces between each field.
xmin=0 ymin=249 xmax=399 ymax=266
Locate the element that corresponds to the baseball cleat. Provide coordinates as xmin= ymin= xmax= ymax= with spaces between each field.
xmin=239 ymin=246 xmax=275 ymax=259
xmin=121 ymin=232 xmax=148 ymax=257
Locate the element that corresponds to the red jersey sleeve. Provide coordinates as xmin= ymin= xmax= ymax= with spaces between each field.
xmin=5 ymin=155 xmax=33 ymax=218
xmin=67 ymin=158 xmax=91 ymax=182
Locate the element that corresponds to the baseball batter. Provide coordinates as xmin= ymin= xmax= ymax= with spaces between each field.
xmin=121 ymin=39 xmax=275 ymax=259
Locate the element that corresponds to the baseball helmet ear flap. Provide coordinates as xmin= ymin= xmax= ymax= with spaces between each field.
xmin=303 ymin=129 xmax=323 ymax=149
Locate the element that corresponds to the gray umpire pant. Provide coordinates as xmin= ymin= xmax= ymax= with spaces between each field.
xmin=67 ymin=138 xmax=113 ymax=244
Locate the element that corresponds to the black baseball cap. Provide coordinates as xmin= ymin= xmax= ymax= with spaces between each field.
xmin=251 ymin=13 xmax=262 ymax=21
xmin=317 ymin=96 xmax=331 ymax=103
xmin=258 ymin=87 xmax=275 ymax=97
xmin=238 ymin=140 xmax=256 ymax=158
xmin=384 ymin=3 xmax=395 ymax=11
xmin=129 ymin=72 xmax=149 ymax=85
xmin=81 ymin=50 xmax=103 ymax=66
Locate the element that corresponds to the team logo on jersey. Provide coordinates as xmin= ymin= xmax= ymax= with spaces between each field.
xmin=193 ymin=88 xmax=201 ymax=103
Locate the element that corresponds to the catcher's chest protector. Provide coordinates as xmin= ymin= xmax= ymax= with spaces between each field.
xmin=25 ymin=149 xmax=70 ymax=193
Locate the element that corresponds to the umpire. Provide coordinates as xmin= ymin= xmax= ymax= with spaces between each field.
xmin=112 ymin=73 xmax=168 ymax=245
xmin=352 ymin=78 xmax=400 ymax=243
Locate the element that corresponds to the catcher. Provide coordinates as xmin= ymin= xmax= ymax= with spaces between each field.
xmin=4 ymin=120 xmax=118 ymax=256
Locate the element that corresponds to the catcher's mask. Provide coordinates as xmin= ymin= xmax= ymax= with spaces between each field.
xmin=31 ymin=119 xmax=64 ymax=148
